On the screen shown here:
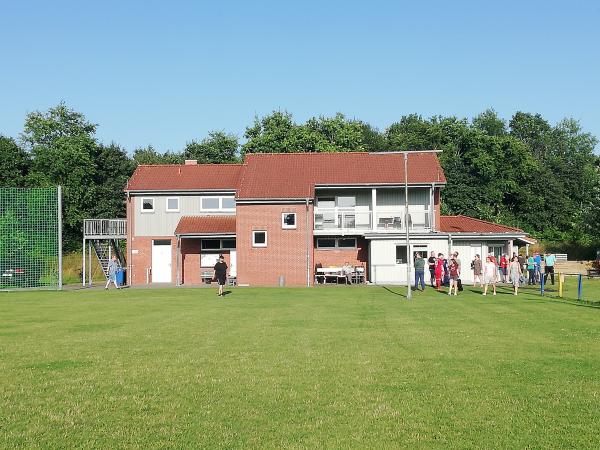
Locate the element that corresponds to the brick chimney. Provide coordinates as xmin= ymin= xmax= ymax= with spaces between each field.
xmin=184 ymin=160 xmax=197 ymax=165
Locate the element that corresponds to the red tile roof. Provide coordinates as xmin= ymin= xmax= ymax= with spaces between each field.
xmin=237 ymin=152 xmax=446 ymax=199
xmin=174 ymin=216 xmax=236 ymax=235
xmin=439 ymin=215 xmax=524 ymax=234
xmin=126 ymin=164 xmax=243 ymax=191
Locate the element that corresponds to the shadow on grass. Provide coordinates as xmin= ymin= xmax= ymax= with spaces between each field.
xmin=380 ymin=286 xmax=407 ymax=298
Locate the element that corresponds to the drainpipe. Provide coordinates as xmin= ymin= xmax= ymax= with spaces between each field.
xmin=306 ymin=198 xmax=311 ymax=287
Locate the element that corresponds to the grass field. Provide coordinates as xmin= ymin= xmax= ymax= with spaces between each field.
xmin=1 ymin=283 xmax=599 ymax=449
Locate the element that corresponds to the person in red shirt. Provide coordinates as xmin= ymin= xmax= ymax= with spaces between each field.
xmin=434 ymin=253 xmax=444 ymax=292
xmin=499 ymin=254 xmax=508 ymax=283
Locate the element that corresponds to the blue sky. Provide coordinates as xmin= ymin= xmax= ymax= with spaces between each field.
xmin=1 ymin=0 xmax=598 ymax=153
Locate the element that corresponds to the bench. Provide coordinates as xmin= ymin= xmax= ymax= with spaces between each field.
xmin=587 ymin=268 xmax=600 ymax=279
xmin=201 ymin=271 xmax=213 ymax=284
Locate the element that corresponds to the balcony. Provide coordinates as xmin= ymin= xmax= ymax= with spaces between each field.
xmin=84 ymin=219 xmax=127 ymax=238
xmin=314 ymin=209 xmax=430 ymax=233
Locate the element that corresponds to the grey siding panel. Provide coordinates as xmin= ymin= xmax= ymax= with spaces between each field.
xmin=134 ymin=195 xmax=235 ymax=237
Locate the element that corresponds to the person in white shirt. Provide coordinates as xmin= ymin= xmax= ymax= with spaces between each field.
xmin=342 ymin=262 xmax=354 ymax=284
xmin=482 ymin=255 xmax=497 ymax=296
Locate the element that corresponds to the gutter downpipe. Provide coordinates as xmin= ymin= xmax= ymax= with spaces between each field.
xmin=306 ymin=198 xmax=311 ymax=287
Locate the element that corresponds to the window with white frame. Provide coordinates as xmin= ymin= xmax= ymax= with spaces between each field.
xmin=282 ymin=213 xmax=297 ymax=229
xmin=252 ymin=231 xmax=267 ymax=247
xmin=166 ymin=197 xmax=179 ymax=212
xmin=221 ymin=197 xmax=236 ymax=209
xmin=396 ymin=245 xmax=408 ymax=264
xmin=201 ymin=196 xmax=236 ymax=211
xmin=141 ymin=198 xmax=154 ymax=212
xmin=201 ymin=197 xmax=220 ymax=210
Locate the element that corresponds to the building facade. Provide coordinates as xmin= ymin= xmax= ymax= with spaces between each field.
xmin=125 ymin=152 xmax=534 ymax=287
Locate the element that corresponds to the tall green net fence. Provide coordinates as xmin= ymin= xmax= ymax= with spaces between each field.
xmin=0 ymin=187 xmax=61 ymax=290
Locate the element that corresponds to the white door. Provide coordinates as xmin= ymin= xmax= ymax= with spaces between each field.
xmin=229 ymin=250 xmax=237 ymax=277
xmin=152 ymin=240 xmax=172 ymax=283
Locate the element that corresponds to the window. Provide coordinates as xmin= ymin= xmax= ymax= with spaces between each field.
xmin=338 ymin=238 xmax=357 ymax=248
xmin=201 ymin=240 xmax=221 ymax=250
xmin=396 ymin=245 xmax=407 ymax=264
xmin=141 ymin=198 xmax=154 ymax=212
xmin=316 ymin=237 xmax=356 ymax=249
xmin=412 ymin=245 xmax=428 ymax=262
xmin=201 ymin=197 xmax=220 ymax=210
xmin=252 ymin=231 xmax=267 ymax=247
xmin=282 ymin=213 xmax=297 ymax=229
xmin=316 ymin=238 xmax=336 ymax=249
xmin=201 ymin=239 xmax=236 ymax=251
xmin=222 ymin=197 xmax=236 ymax=209
xmin=337 ymin=196 xmax=356 ymax=208
xmin=317 ymin=197 xmax=335 ymax=208
xmin=222 ymin=239 xmax=236 ymax=249
xmin=166 ymin=197 xmax=179 ymax=212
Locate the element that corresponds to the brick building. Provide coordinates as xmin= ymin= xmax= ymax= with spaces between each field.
xmin=124 ymin=152 xmax=534 ymax=286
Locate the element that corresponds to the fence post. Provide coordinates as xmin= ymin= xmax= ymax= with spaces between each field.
xmin=558 ymin=272 xmax=564 ymax=298
xmin=577 ymin=274 xmax=583 ymax=301
xmin=540 ymin=271 xmax=545 ymax=296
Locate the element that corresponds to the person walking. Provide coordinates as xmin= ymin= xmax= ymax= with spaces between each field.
xmin=213 ymin=255 xmax=228 ymax=296
xmin=534 ymin=252 xmax=542 ymax=283
xmin=499 ymin=254 xmax=508 ymax=283
xmin=434 ymin=253 xmax=444 ymax=292
xmin=427 ymin=251 xmax=437 ymax=287
xmin=414 ymin=252 xmax=426 ymax=291
xmin=105 ymin=255 xmax=121 ymax=290
xmin=544 ymin=252 xmax=556 ymax=285
xmin=482 ymin=255 xmax=497 ymax=296
xmin=527 ymin=254 xmax=536 ymax=285
xmin=509 ymin=255 xmax=523 ymax=295
xmin=472 ymin=254 xmax=483 ymax=287
xmin=448 ymin=255 xmax=460 ymax=296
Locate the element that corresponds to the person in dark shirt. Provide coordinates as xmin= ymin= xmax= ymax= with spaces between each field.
xmin=213 ymin=255 xmax=228 ymax=296
xmin=427 ymin=251 xmax=436 ymax=287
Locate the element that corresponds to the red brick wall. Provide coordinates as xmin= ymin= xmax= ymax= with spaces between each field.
xmin=236 ymin=203 xmax=312 ymax=286
xmin=313 ymin=236 xmax=369 ymax=281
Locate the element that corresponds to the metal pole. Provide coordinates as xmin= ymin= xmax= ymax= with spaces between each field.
xmin=57 ymin=186 xmax=63 ymax=290
xmin=577 ymin=274 xmax=583 ymax=301
xmin=404 ymin=153 xmax=411 ymax=300
xmin=82 ymin=237 xmax=86 ymax=287
xmin=540 ymin=270 xmax=545 ymax=296
xmin=88 ymin=241 xmax=92 ymax=286
xmin=306 ymin=198 xmax=311 ymax=287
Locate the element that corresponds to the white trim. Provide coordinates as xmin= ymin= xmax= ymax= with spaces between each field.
xmin=252 ymin=230 xmax=268 ymax=248
xmin=165 ymin=197 xmax=180 ymax=212
xmin=141 ymin=197 xmax=155 ymax=213
xmin=282 ymin=212 xmax=297 ymax=229
xmin=236 ymin=199 xmax=311 ymax=204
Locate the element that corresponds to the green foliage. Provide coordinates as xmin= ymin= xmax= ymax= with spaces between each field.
xmin=242 ymin=111 xmax=365 ymax=154
xmin=132 ymin=145 xmax=184 ymax=165
xmin=183 ymin=131 xmax=239 ymax=163
xmin=0 ymin=136 xmax=30 ymax=187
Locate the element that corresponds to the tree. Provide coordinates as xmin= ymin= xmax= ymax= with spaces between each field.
xmin=22 ymin=103 xmax=99 ymax=250
xmin=0 ymin=136 xmax=30 ymax=187
xmin=133 ymin=145 xmax=184 ymax=165
xmin=183 ymin=131 xmax=239 ymax=163
xmin=472 ymin=109 xmax=506 ymax=136
xmin=90 ymin=143 xmax=136 ymax=218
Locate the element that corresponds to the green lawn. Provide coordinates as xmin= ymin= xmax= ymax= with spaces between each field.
xmin=1 ymin=283 xmax=599 ymax=449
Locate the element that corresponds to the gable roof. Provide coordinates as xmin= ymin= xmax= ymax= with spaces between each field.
xmin=174 ymin=216 xmax=236 ymax=236
xmin=237 ymin=152 xmax=446 ymax=199
xmin=439 ymin=215 xmax=524 ymax=234
xmin=126 ymin=164 xmax=243 ymax=191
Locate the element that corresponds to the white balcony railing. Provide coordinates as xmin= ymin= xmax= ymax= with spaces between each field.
xmin=84 ymin=219 xmax=127 ymax=237
xmin=314 ymin=209 xmax=430 ymax=232
xmin=314 ymin=209 xmax=372 ymax=230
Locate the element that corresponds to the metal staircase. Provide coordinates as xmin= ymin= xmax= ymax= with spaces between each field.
xmin=83 ymin=219 xmax=127 ymax=286
xmin=90 ymin=239 xmax=125 ymax=279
